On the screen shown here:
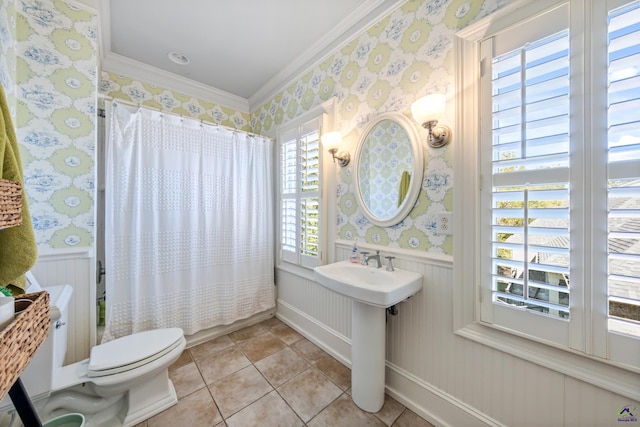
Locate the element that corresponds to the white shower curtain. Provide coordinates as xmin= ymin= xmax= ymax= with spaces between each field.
xmin=103 ymin=101 xmax=275 ymax=341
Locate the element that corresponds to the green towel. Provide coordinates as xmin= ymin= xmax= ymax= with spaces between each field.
xmin=0 ymin=83 xmax=37 ymax=295
xmin=397 ymin=171 xmax=410 ymax=207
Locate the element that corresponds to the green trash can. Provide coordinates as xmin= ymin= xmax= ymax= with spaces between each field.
xmin=42 ymin=413 xmax=85 ymax=427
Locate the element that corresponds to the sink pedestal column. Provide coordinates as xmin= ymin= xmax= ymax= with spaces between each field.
xmin=351 ymin=300 xmax=386 ymax=412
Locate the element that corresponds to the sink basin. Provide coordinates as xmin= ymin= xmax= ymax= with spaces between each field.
xmin=314 ymin=260 xmax=423 ymax=307
xmin=314 ymin=259 xmax=423 ymax=412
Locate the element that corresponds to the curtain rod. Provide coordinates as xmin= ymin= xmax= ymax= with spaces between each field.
xmin=97 ymin=95 xmax=272 ymax=141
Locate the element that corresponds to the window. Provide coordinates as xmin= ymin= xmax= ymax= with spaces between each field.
xmin=479 ymin=3 xmax=572 ymax=346
xmin=279 ymin=117 xmax=323 ymax=269
xmin=606 ymin=0 xmax=640 ymax=341
xmin=455 ymin=0 xmax=640 ymax=373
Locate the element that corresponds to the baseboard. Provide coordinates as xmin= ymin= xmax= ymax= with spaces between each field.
xmin=184 ymin=308 xmax=275 ymax=348
xmin=276 ymin=299 xmax=352 ymax=367
xmin=277 ymin=299 xmax=500 ymax=427
xmin=385 ymin=363 xmax=504 ymax=427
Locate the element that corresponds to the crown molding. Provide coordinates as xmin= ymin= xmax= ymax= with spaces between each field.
xmin=98 ymin=0 xmax=405 ymax=114
xmin=100 ymin=52 xmax=250 ymax=112
xmin=248 ymin=0 xmax=405 ymax=111
xmin=99 ymin=0 xmax=249 ymax=112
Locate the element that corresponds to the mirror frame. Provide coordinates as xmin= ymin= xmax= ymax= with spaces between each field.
xmin=353 ymin=112 xmax=423 ymax=227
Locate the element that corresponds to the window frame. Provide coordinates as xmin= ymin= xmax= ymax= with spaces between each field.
xmin=276 ymin=99 xmax=335 ymax=274
xmin=453 ymin=0 xmax=640 ymax=400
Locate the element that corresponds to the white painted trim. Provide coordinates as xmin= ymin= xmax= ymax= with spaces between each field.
xmin=455 ymin=0 xmax=566 ymax=41
xmin=352 ymin=112 xmax=423 ymax=228
xmin=276 ymin=98 xmax=335 ymax=131
xmin=278 ymin=292 xmax=504 ymax=427
xmin=185 ymin=309 xmax=275 ymax=349
xmin=276 ymin=262 xmax=316 ymax=283
xmin=452 ymin=28 xmax=480 ymax=331
xmin=453 ymin=0 xmax=640 ymax=399
xmin=101 ymin=52 xmax=250 ymax=112
xmin=37 ymin=247 xmax=94 ymax=259
xmin=455 ymin=323 xmax=640 ymax=400
xmin=99 ymin=1 xmax=249 ymax=111
xmin=334 ymin=239 xmax=453 ymax=267
xmin=386 ymin=363 xmax=505 ymax=427
xmin=249 ymin=0 xmax=406 ymax=110
xmin=99 ymin=0 xmax=405 ymax=113
xmin=276 ymin=299 xmax=351 ymax=367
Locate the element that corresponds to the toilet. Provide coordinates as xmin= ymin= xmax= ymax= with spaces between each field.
xmin=0 ymin=276 xmax=186 ymax=427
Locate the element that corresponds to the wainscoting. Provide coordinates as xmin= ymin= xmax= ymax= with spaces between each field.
xmin=31 ymin=248 xmax=96 ymax=364
xmin=275 ymin=241 xmax=639 ymax=427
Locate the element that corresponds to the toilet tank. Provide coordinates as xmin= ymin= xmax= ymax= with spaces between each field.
xmin=0 ymin=284 xmax=73 ymax=411
xmin=45 ymin=284 xmax=73 ymax=371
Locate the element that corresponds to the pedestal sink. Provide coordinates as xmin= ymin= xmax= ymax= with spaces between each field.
xmin=313 ymin=260 xmax=423 ymax=412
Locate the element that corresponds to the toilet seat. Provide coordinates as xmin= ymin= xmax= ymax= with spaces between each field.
xmin=88 ymin=328 xmax=183 ymax=377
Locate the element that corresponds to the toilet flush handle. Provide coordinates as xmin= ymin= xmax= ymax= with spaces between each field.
xmin=56 ymin=320 xmax=66 ymax=329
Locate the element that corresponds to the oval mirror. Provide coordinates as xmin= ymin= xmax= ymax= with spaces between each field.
xmin=353 ymin=113 xmax=423 ymax=227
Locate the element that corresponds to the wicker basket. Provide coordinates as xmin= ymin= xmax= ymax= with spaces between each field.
xmin=0 ymin=179 xmax=22 ymax=230
xmin=0 ymin=291 xmax=50 ymax=401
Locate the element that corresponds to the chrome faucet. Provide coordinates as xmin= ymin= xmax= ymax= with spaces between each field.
xmin=385 ymin=255 xmax=395 ymax=271
xmin=365 ymin=250 xmax=382 ymax=268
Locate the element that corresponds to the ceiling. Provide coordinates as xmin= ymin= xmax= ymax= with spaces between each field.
xmin=98 ymin=0 xmax=404 ymax=110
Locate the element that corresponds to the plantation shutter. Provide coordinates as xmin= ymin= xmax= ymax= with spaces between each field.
xmin=299 ymin=122 xmax=320 ymax=267
xmin=281 ymin=130 xmax=297 ymax=262
xmin=279 ymin=119 xmax=321 ymax=268
xmin=607 ymin=1 xmax=640 ymax=337
xmin=480 ymin=4 xmax=571 ymax=346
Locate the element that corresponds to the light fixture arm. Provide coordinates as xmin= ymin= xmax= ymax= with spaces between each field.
xmin=328 ymin=148 xmax=350 ymax=167
xmin=422 ymin=120 xmax=451 ymax=148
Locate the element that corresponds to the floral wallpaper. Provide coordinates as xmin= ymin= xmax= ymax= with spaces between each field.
xmin=1 ymin=0 xmax=97 ymax=250
xmin=99 ymin=72 xmax=251 ymax=132
xmin=252 ymin=0 xmax=513 ymax=255
xmin=0 ymin=0 xmax=16 ymax=110
xmin=1 ymin=0 xmax=514 ymax=255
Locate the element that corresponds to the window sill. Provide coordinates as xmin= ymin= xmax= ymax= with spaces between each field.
xmin=455 ymin=321 xmax=640 ymax=401
xmin=276 ymin=262 xmax=316 ymax=283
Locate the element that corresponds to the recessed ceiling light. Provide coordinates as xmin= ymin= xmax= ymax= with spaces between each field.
xmin=168 ymin=51 xmax=190 ymax=65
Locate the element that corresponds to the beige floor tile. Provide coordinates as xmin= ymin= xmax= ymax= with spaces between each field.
xmin=225 ymin=390 xmax=303 ymax=427
xmin=315 ymin=354 xmax=351 ymax=391
xmin=208 ymin=365 xmax=273 ymax=418
xmin=148 ymin=387 xmax=222 ymax=427
xmin=277 ymin=366 xmax=343 ymax=422
xmin=196 ymin=345 xmax=251 ymax=385
xmin=236 ymin=331 xmax=286 ymax=362
xmin=393 ymin=409 xmax=435 ymax=427
xmin=290 ymin=338 xmax=328 ymax=364
xmin=229 ymin=322 xmax=268 ymax=341
xmin=133 ymin=422 xmax=147 ymax=427
xmin=189 ymin=335 xmax=235 ymax=360
xmin=255 ymin=347 xmax=310 ymax=387
xmin=169 ymin=362 xmax=206 ymax=399
xmin=260 ymin=316 xmax=283 ymax=329
xmin=269 ymin=322 xmax=304 ymax=345
xmin=373 ymin=394 xmax=405 ymax=426
xmin=170 ymin=350 xmax=193 ymax=371
xmin=308 ymin=393 xmax=386 ymax=427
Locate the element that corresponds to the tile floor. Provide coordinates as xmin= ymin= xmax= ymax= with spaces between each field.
xmin=134 ymin=317 xmax=434 ymax=427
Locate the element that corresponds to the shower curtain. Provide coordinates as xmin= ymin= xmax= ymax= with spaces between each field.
xmin=103 ymin=101 xmax=275 ymax=341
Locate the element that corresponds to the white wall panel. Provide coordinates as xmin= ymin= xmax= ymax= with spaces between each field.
xmin=276 ymin=241 xmax=640 ymax=426
xmin=31 ymin=249 xmax=95 ymax=364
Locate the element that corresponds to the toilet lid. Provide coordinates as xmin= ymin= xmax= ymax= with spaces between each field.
xmin=88 ymin=328 xmax=183 ymax=377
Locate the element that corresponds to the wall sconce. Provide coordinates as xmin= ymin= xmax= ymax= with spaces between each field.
xmin=321 ymin=131 xmax=350 ymax=167
xmin=410 ymin=94 xmax=452 ymax=148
